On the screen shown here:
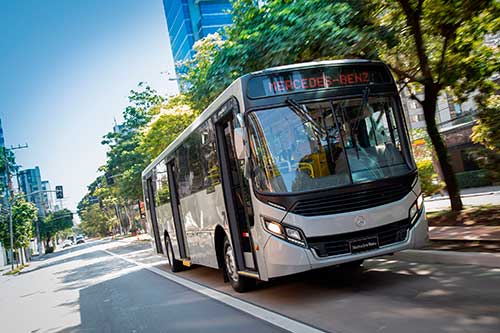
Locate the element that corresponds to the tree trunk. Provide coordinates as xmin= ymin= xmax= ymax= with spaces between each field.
xmin=45 ymin=235 xmax=51 ymax=251
xmin=422 ymin=84 xmax=463 ymax=211
xmin=20 ymin=249 xmax=24 ymax=265
xmin=125 ymin=204 xmax=134 ymax=233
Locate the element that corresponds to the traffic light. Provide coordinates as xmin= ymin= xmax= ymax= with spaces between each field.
xmin=55 ymin=185 xmax=64 ymax=199
xmin=105 ymin=172 xmax=114 ymax=185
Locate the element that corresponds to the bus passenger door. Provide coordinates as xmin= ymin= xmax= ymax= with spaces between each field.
xmin=166 ymin=161 xmax=188 ymax=259
xmin=145 ymin=177 xmax=163 ymax=254
xmin=215 ymin=111 xmax=258 ymax=275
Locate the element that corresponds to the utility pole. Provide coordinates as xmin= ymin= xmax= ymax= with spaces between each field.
xmin=37 ymin=190 xmax=45 ymax=255
xmin=2 ymin=144 xmax=28 ymax=270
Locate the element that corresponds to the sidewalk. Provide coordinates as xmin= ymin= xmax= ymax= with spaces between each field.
xmin=429 ymin=226 xmax=500 ymax=241
xmin=426 ymin=185 xmax=500 ymax=202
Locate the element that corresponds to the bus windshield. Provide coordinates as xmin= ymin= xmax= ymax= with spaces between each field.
xmin=248 ymin=96 xmax=411 ymax=193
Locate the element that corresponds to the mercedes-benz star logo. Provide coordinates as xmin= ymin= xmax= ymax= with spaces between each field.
xmin=355 ymin=215 xmax=366 ymax=227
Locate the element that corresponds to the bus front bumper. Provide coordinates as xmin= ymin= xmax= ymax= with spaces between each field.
xmin=262 ymin=211 xmax=428 ymax=279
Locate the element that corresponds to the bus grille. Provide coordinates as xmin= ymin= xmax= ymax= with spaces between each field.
xmin=307 ymin=219 xmax=410 ymax=258
xmin=290 ymin=182 xmax=411 ymax=216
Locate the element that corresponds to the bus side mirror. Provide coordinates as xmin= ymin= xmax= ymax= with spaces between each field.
xmin=233 ymin=127 xmax=245 ymax=160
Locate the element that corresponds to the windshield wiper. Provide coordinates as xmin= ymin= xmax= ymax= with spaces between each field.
xmin=286 ymin=98 xmax=327 ymax=138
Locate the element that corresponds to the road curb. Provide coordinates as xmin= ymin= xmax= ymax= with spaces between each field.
xmin=392 ymin=249 xmax=500 ymax=268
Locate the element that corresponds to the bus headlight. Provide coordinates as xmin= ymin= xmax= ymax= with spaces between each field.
xmin=262 ymin=217 xmax=306 ymax=247
xmin=264 ymin=219 xmax=284 ymax=236
xmin=409 ymin=193 xmax=424 ymax=224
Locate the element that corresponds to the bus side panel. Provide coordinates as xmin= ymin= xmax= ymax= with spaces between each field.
xmin=177 ymin=184 xmax=224 ymax=269
xmin=156 ymin=203 xmax=179 ymax=259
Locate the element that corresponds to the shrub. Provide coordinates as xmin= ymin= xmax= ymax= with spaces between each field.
xmin=417 ymin=160 xmax=444 ymax=196
xmin=456 ymin=169 xmax=492 ymax=189
xmin=45 ymin=246 xmax=54 ymax=254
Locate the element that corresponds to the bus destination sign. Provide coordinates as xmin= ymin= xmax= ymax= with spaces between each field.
xmin=247 ymin=65 xmax=391 ymax=98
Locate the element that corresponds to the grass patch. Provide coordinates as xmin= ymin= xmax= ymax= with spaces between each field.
xmin=3 ymin=264 xmax=30 ymax=276
xmin=427 ymin=205 xmax=500 ymax=227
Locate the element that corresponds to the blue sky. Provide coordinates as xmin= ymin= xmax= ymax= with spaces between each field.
xmin=0 ymin=0 xmax=178 ymax=215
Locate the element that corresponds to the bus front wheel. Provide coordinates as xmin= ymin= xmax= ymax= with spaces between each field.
xmin=165 ymin=232 xmax=183 ymax=272
xmin=223 ymin=238 xmax=255 ymax=293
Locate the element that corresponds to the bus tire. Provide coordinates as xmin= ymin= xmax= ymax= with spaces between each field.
xmin=223 ymin=237 xmax=255 ymax=293
xmin=165 ymin=232 xmax=183 ymax=273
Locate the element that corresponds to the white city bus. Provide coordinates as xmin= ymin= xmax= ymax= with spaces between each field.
xmin=142 ymin=60 xmax=428 ymax=292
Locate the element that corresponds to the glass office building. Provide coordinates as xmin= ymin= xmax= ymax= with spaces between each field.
xmin=162 ymin=0 xmax=232 ymax=64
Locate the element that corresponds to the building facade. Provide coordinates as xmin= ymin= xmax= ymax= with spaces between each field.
xmin=163 ymin=0 xmax=232 ymax=64
xmin=41 ymin=180 xmax=54 ymax=212
xmin=18 ymin=167 xmax=51 ymax=216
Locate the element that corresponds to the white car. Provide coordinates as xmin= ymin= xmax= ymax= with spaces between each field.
xmin=62 ymin=239 xmax=73 ymax=248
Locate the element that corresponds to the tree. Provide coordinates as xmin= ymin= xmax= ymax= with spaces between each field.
xmin=179 ymin=0 xmax=383 ymax=111
xmin=0 ymin=197 xmax=37 ymax=264
xmin=40 ymin=209 xmax=73 ymax=251
xmin=79 ymin=204 xmax=118 ymax=238
xmin=471 ymin=94 xmax=500 ymax=183
xmin=372 ymin=0 xmax=500 ymax=210
xmin=0 ymin=147 xmax=16 ymax=195
xmin=472 ymin=94 xmax=500 ymax=151
xmin=101 ymin=84 xmax=164 ymax=201
xmin=181 ymin=0 xmax=499 ymax=211
xmin=139 ymin=94 xmax=197 ymax=161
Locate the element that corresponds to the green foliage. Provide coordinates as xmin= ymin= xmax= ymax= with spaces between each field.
xmin=471 ymin=94 xmax=500 ymax=184
xmin=367 ymin=0 xmax=499 ymax=210
xmin=78 ymin=87 xmax=196 ymax=237
xmin=0 ymin=147 xmax=16 ymax=195
xmin=455 ymin=169 xmax=492 ymax=189
xmin=179 ymin=0 xmax=384 ymax=111
xmin=0 ymin=197 xmax=37 ymax=250
xmin=79 ymin=204 xmax=118 ymax=238
xmin=140 ymin=96 xmax=197 ymax=161
xmin=472 ymin=95 xmax=500 ymax=151
xmin=40 ymin=208 xmax=73 ymax=246
xmin=417 ymin=159 xmax=444 ymax=196
xmin=410 ymin=128 xmax=434 ymax=162
xmin=101 ymin=84 xmax=164 ymax=201
xmin=375 ymin=0 xmax=500 ymax=96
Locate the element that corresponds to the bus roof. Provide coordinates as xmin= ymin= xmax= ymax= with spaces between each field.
xmin=141 ymin=59 xmax=383 ymax=178
xmin=244 ymin=59 xmax=381 ymax=77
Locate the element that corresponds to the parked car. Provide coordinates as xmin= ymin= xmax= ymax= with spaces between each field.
xmin=76 ymin=235 xmax=85 ymax=244
xmin=62 ymin=239 xmax=73 ymax=248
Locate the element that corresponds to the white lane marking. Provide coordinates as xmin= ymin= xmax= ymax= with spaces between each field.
xmin=102 ymin=249 xmax=328 ymax=333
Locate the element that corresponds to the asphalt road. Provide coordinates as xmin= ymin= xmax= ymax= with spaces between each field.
xmin=1 ymin=238 xmax=500 ymax=333
xmin=0 ymin=240 xmax=286 ymax=333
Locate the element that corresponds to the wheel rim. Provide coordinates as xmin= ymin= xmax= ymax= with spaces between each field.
xmin=224 ymin=244 xmax=239 ymax=282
